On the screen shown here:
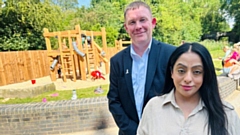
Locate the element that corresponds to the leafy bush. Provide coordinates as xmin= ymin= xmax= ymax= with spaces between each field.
xmin=0 ymin=34 xmax=30 ymax=51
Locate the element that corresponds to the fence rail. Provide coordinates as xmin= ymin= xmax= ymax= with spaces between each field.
xmin=0 ymin=48 xmax=117 ymax=86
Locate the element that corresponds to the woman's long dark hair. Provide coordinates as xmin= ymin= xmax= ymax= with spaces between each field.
xmin=162 ymin=43 xmax=228 ymax=135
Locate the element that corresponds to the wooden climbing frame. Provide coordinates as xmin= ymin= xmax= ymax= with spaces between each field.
xmin=43 ymin=25 xmax=109 ymax=82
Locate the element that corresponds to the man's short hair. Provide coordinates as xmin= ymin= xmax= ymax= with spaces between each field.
xmin=124 ymin=1 xmax=152 ymax=20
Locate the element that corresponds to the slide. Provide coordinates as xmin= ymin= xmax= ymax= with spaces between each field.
xmin=72 ymin=41 xmax=85 ymax=57
xmin=50 ymin=42 xmax=85 ymax=70
xmin=50 ymin=56 xmax=59 ymax=70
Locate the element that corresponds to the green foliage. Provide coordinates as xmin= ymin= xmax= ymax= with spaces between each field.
xmin=152 ymin=1 xmax=203 ymax=45
xmin=221 ymin=0 xmax=240 ymax=36
xmin=0 ymin=0 xmax=235 ymax=50
xmin=0 ymin=34 xmax=30 ymax=51
xmin=0 ymin=0 xmax=63 ymax=51
xmin=201 ymin=0 xmax=230 ymax=34
xmin=105 ymin=26 xmax=119 ymax=47
xmin=75 ymin=1 xmax=122 ymax=46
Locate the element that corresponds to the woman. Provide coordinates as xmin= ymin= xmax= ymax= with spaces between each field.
xmin=137 ymin=43 xmax=240 ymax=135
xmin=223 ymin=58 xmax=240 ymax=79
xmin=222 ymin=45 xmax=240 ymax=78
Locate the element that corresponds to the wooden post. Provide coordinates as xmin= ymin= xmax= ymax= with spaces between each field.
xmin=58 ymin=32 xmax=66 ymax=82
xmin=68 ymin=31 xmax=76 ymax=82
xmin=43 ymin=28 xmax=52 ymax=52
xmin=75 ymin=25 xmax=87 ymax=80
xmin=76 ymin=25 xmax=87 ymax=80
xmin=43 ymin=28 xmax=56 ymax=81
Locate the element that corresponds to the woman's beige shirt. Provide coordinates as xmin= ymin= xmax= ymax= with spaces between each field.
xmin=137 ymin=90 xmax=240 ymax=135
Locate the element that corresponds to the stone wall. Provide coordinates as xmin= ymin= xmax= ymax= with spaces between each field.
xmin=0 ymin=76 xmax=238 ymax=135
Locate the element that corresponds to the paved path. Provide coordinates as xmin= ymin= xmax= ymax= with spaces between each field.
xmin=225 ymin=90 xmax=240 ymax=116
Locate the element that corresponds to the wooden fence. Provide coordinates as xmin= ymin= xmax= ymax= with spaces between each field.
xmin=0 ymin=51 xmax=50 ymax=86
xmin=0 ymin=48 xmax=118 ymax=86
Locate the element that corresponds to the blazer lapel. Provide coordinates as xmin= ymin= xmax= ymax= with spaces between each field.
xmin=123 ymin=47 xmax=135 ymax=105
xmin=144 ymin=40 xmax=161 ymax=99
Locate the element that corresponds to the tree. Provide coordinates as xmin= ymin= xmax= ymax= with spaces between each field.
xmin=74 ymin=1 xmax=123 ymax=46
xmin=201 ymin=0 xmax=230 ymax=35
xmin=0 ymin=0 xmax=63 ymax=51
xmin=221 ymin=0 xmax=240 ymax=42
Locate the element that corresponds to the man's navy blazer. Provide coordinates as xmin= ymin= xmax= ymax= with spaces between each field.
xmin=107 ymin=39 xmax=176 ymax=135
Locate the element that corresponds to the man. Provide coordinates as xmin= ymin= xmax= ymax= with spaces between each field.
xmin=107 ymin=1 xmax=176 ymax=135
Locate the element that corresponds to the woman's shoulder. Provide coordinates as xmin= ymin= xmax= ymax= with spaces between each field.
xmin=222 ymin=100 xmax=239 ymax=120
xmin=222 ymin=101 xmax=240 ymax=134
xmin=147 ymin=94 xmax=169 ymax=107
xmin=222 ymin=100 xmax=234 ymax=111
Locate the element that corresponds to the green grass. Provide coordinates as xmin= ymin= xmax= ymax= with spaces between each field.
xmin=207 ymin=47 xmax=224 ymax=75
xmin=201 ymin=40 xmax=225 ymax=51
xmin=210 ymin=50 xmax=224 ymax=59
xmin=200 ymin=40 xmax=225 ymax=76
xmin=213 ymin=59 xmax=223 ymax=75
xmin=0 ymin=85 xmax=109 ymax=104
xmin=0 ymin=41 xmax=228 ymax=104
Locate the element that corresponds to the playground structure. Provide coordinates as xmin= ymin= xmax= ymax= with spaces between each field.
xmin=115 ymin=39 xmax=131 ymax=52
xmin=43 ymin=25 xmax=109 ymax=82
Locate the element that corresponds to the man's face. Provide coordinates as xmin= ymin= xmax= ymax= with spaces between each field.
xmin=124 ymin=6 xmax=156 ymax=47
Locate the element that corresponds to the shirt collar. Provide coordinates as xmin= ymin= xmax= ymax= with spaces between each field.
xmin=130 ymin=38 xmax=152 ymax=56
xmin=162 ymin=89 xmax=206 ymax=109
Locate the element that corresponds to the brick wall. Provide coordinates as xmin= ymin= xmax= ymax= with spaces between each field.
xmin=0 ymin=97 xmax=116 ymax=135
xmin=218 ymin=76 xmax=237 ymax=98
xmin=0 ymin=76 xmax=237 ymax=135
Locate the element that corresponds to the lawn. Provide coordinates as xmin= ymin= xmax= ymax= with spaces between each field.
xmin=0 ymin=84 xmax=109 ymax=104
xmin=202 ymin=40 xmax=225 ymax=75
xmin=0 ymin=41 xmax=227 ymax=104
